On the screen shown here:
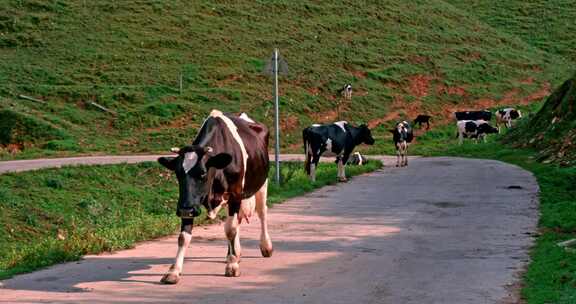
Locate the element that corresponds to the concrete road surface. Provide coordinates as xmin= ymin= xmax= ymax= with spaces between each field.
xmin=0 ymin=157 xmax=538 ymax=304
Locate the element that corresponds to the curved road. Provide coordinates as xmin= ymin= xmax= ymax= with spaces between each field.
xmin=0 ymin=157 xmax=538 ymax=303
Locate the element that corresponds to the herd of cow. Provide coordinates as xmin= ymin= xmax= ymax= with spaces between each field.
xmin=156 ymin=104 xmax=522 ymax=284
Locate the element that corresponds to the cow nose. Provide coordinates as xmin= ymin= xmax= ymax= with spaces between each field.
xmin=177 ymin=205 xmax=202 ymax=218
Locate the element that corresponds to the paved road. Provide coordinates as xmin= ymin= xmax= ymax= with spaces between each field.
xmin=0 ymin=157 xmax=538 ymax=304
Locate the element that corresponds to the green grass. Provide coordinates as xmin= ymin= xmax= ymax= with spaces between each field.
xmin=0 ymin=0 xmax=572 ymax=159
xmin=0 ymin=160 xmax=381 ymax=280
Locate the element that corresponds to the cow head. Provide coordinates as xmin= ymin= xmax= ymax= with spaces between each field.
xmin=158 ymin=145 xmax=232 ymax=218
xmin=391 ymin=121 xmax=411 ymax=142
xmin=358 ymin=124 xmax=375 ymax=145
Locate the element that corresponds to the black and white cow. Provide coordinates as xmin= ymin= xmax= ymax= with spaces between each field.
xmin=413 ymin=114 xmax=431 ymax=130
xmin=348 ymin=151 xmax=367 ymax=165
xmin=157 ymin=110 xmax=272 ymax=284
xmin=390 ymin=121 xmax=414 ymax=167
xmin=456 ymin=120 xmax=499 ymax=144
xmin=303 ymin=121 xmax=374 ymax=182
xmin=495 ymin=108 xmax=522 ymax=129
xmin=454 ymin=110 xmax=492 ymax=121
xmin=339 ymin=83 xmax=352 ymax=100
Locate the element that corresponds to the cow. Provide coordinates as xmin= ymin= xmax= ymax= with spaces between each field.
xmin=303 ymin=121 xmax=374 ymax=182
xmin=495 ymin=108 xmax=522 ymax=129
xmin=348 ymin=151 xmax=367 ymax=165
xmin=456 ymin=120 xmax=499 ymax=144
xmin=413 ymin=114 xmax=431 ymax=130
xmin=454 ymin=110 xmax=491 ymax=121
xmin=157 ymin=110 xmax=272 ymax=284
xmin=390 ymin=121 xmax=414 ymax=167
xmin=339 ymin=83 xmax=352 ymax=100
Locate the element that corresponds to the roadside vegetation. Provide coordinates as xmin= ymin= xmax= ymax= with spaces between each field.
xmin=0 ymin=160 xmax=381 ymax=280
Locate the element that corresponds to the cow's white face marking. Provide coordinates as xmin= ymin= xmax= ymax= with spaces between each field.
xmin=334 ymin=121 xmax=347 ymax=132
xmin=210 ymin=110 xmax=248 ymax=188
xmin=183 ymin=152 xmax=198 ymax=173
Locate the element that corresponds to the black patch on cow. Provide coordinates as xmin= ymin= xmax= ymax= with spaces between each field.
xmin=509 ymin=110 xmax=520 ymax=119
xmin=455 ymin=111 xmax=491 ymax=121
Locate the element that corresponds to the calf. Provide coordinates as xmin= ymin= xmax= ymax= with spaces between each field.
xmin=495 ymin=108 xmax=522 ymax=129
xmin=157 ymin=110 xmax=272 ymax=283
xmin=303 ymin=121 xmax=374 ymax=182
xmin=456 ymin=120 xmax=499 ymax=144
xmin=413 ymin=114 xmax=431 ymax=130
xmin=390 ymin=121 xmax=414 ymax=167
xmin=455 ymin=110 xmax=492 ymax=121
xmin=348 ymin=151 xmax=367 ymax=165
xmin=339 ymin=83 xmax=352 ymax=100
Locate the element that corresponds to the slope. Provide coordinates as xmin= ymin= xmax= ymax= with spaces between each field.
xmin=0 ymin=0 xmax=571 ymax=158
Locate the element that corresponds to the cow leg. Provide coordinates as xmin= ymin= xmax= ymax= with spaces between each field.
xmin=161 ymin=218 xmax=193 ymax=284
xmin=311 ymin=153 xmax=320 ymax=182
xmin=403 ymin=143 xmax=409 ymax=166
xmin=337 ymin=157 xmax=347 ymax=182
xmin=224 ymin=211 xmax=241 ymax=277
xmin=458 ymin=132 xmax=464 ymax=145
xmin=395 ymin=144 xmax=401 ymax=167
xmin=255 ymin=179 xmax=273 ymax=257
xmin=426 ymin=121 xmax=430 ymax=130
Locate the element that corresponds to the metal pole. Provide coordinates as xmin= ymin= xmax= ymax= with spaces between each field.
xmin=274 ymin=48 xmax=280 ymax=185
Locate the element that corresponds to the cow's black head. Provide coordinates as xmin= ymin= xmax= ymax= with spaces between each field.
xmin=158 ymin=145 xmax=232 ymax=218
xmin=358 ymin=124 xmax=375 ymax=145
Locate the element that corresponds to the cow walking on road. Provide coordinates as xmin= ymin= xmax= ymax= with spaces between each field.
xmin=303 ymin=121 xmax=375 ymax=182
xmin=158 ymin=110 xmax=272 ymax=284
xmin=390 ymin=121 xmax=414 ymax=167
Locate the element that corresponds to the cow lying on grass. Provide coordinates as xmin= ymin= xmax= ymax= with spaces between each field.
xmin=158 ymin=110 xmax=272 ymax=284
xmin=390 ymin=121 xmax=414 ymax=167
xmin=303 ymin=121 xmax=374 ymax=182
xmin=456 ymin=120 xmax=499 ymax=144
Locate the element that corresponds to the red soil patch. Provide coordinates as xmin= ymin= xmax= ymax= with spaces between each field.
xmin=280 ymin=115 xmax=299 ymax=132
xmin=407 ymin=75 xmax=434 ymax=98
xmin=310 ymin=109 xmax=339 ymax=123
xmin=436 ymin=85 xmax=467 ymax=96
xmin=520 ymin=77 xmax=535 ymax=85
xmin=307 ymin=87 xmax=320 ymax=96
xmin=215 ymin=74 xmax=242 ymax=87
xmin=350 ymin=70 xmax=367 ymax=79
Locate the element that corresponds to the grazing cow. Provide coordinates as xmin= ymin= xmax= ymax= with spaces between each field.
xmin=390 ymin=121 xmax=414 ymax=167
xmin=157 ymin=110 xmax=272 ymax=284
xmin=413 ymin=114 xmax=431 ymax=130
xmin=339 ymin=83 xmax=353 ymax=100
xmin=454 ymin=110 xmax=492 ymax=121
xmin=348 ymin=151 xmax=367 ymax=165
xmin=303 ymin=121 xmax=374 ymax=182
xmin=495 ymin=108 xmax=522 ymax=129
xmin=456 ymin=120 xmax=499 ymax=144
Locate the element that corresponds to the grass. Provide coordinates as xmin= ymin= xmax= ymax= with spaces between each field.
xmin=0 ymin=0 xmax=572 ymax=159
xmin=0 ymin=159 xmax=381 ymax=280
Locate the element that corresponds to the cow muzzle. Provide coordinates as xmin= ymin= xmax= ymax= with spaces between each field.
xmin=177 ymin=205 xmax=202 ymax=218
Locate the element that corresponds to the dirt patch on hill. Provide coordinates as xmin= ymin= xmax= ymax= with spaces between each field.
xmin=407 ymin=75 xmax=435 ymax=98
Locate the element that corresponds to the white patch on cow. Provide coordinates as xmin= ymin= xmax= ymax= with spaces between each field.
xmin=325 ymin=138 xmax=333 ymax=152
xmin=334 ymin=121 xmax=347 ymax=132
xmin=239 ymin=112 xmax=255 ymax=123
xmin=239 ymin=195 xmax=256 ymax=224
xmin=182 ymin=152 xmax=198 ymax=173
xmin=210 ymin=110 xmax=248 ymax=188
xmin=311 ymin=124 xmax=321 ymax=127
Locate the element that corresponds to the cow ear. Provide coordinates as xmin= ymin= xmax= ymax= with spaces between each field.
xmin=158 ymin=157 xmax=177 ymax=171
xmin=206 ymin=153 xmax=232 ymax=169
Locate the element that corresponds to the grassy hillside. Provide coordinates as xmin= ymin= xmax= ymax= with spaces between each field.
xmin=0 ymin=0 xmax=571 ymax=159
xmin=446 ymin=0 xmax=576 ymax=63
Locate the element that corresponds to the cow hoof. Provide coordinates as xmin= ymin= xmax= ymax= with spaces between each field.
xmin=160 ymin=272 xmax=180 ymax=284
xmin=225 ymin=263 xmax=241 ymax=277
xmin=260 ymin=246 xmax=274 ymax=257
